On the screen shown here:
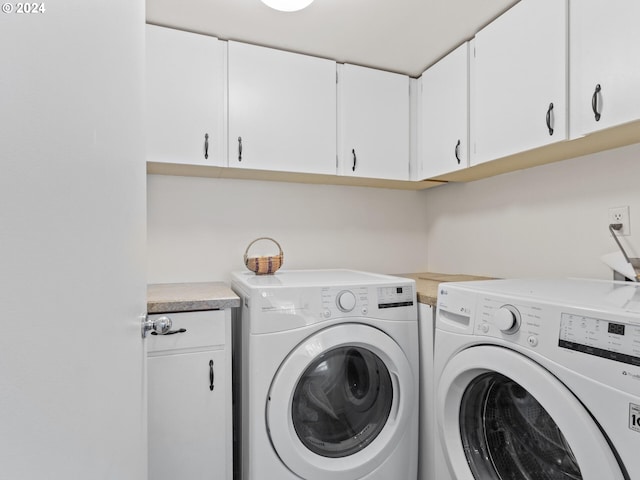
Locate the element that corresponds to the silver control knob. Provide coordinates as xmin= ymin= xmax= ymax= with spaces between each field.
xmin=336 ymin=290 xmax=357 ymax=312
xmin=493 ymin=305 xmax=521 ymax=334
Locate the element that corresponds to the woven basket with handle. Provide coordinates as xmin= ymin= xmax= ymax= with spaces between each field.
xmin=244 ymin=237 xmax=284 ymax=275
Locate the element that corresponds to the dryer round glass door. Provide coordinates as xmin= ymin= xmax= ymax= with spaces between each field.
xmin=267 ymin=323 xmax=415 ymax=480
xmin=437 ymin=346 xmax=626 ymax=480
xmin=291 ymin=345 xmax=393 ymax=458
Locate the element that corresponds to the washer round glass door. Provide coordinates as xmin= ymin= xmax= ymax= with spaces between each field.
xmin=437 ymin=346 xmax=625 ymax=480
xmin=267 ymin=323 xmax=415 ymax=480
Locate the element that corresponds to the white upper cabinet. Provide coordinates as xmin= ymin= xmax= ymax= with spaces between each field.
xmin=146 ymin=25 xmax=227 ymax=166
xmin=338 ymin=64 xmax=410 ymax=180
xmin=569 ymin=0 xmax=640 ymax=138
xmin=471 ymin=0 xmax=568 ymax=166
xmin=418 ymin=42 xmax=469 ymax=179
xmin=228 ymin=41 xmax=337 ymax=175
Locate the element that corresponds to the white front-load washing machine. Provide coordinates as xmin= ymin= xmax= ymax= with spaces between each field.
xmin=231 ymin=269 xmax=419 ymax=480
xmin=434 ymin=278 xmax=640 ymax=480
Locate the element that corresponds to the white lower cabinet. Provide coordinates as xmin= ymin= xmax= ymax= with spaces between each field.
xmin=147 ymin=310 xmax=232 ymax=480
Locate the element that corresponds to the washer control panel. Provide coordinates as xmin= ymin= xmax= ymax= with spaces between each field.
xmin=493 ymin=305 xmax=521 ymax=334
xmin=472 ymin=295 xmax=640 ymax=366
xmin=475 ymin=297 xmax=543 ymax=346
xmin=437 ymin=281 xmax=640 ymax=397
xmin=559 ymin=313 xmax=640 ymax=366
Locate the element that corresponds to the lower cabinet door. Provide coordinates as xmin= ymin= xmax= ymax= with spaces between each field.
xmin=148 ymin=349 xmax=228 ymax=480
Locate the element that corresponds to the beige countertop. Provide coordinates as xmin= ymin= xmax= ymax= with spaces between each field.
xmin=147 ymin=273 xmax=492 ymax=313
xmin=147 ymin=282 xmax=240 ymax=313
xmin=399 ymin=272 xmax=495 ymax=307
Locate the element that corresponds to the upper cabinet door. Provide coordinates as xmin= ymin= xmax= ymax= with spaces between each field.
xmin=228 ymin=41 xmax=337 ymax=175
xmin=471 ymin=0 xmax=568 ymax=166
xmin=418 ymin=42 xmax=469 ymax=180
xmin=569 ymin=0 xmax=640 ymax=138
xmin=145 ymin=25 xmax=226 ymax=166
xmin=338 ymin=64 xmax=410 ymax=180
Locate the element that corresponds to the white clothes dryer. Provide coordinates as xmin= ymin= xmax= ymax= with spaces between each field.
xmin=434 ymin=278 xmax=640 ymax=480
xmin=231 ymin=269 xmax=419 ymax=480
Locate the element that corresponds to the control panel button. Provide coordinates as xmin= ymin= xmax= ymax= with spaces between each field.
xmin=336 ymin=290 xmax=357 ymax=312
xmin=494 ymin=305 xmax=521 ymax=334
xmin=361 ymin=306 xmax=368 ymax=315
xmin=479 ymin=323 xmax=490 ymax=334
xmin=323 ymin=310 xmax=331 ymax=319
xmin=527 ymin=335 xmax=539 ymax=347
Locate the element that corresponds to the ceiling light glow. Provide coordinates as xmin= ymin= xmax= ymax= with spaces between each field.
xmin=260 ymin=0 xmax=315 ymax=12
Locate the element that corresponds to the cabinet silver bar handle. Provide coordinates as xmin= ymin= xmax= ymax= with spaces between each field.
xmin=454 ymin=139 xmax=461 ymax=164
xmin=238 ymin=136 xmax=243 ymax=162
xmin=209 ymin=360 xmax=215 ymax=391
xmin=204 ymin=133 xmax=209 ymax=159
xmin=592 ymin=84 xmax=602 ymax=121
xmin=546 ymin=103 xmax=554 ymax=136
xmin=150 ymin=328 xmax=186 ymax=336
xmin=352 ymin=149 xmax=357 ymax=172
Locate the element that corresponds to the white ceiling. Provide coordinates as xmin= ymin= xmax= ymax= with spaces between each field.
xmin=146 ymin=0 xmax=519 ymax=77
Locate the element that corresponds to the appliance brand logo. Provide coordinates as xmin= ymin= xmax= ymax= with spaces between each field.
xmin=440 ymin=289 xmax=448 ymax=296
xmin=622 ymin=370 xmax=640 ymax=381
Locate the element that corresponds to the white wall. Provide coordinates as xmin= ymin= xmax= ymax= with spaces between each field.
xmin=424 ymin=142 xmax=640 ymax=279
xmin=148 ymin=142 xmax=640 ymax=283
xmin=147 ymin=175 xmax=430 ymax=283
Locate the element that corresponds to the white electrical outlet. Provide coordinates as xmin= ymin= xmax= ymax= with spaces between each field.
xmin=609 ymin=206 xmax=630 ymax=236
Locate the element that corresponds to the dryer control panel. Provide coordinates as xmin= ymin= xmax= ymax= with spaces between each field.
xmin=322 ymin=286 xmax=370 ymax=317
xmin=321 ymin=284 xmax=415 ymax=320
xmin=377 ymin=286 xmax=414 ymax=309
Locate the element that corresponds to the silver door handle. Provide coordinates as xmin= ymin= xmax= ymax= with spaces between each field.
xmin=141 ymin=315 xmax=173 ymax=338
